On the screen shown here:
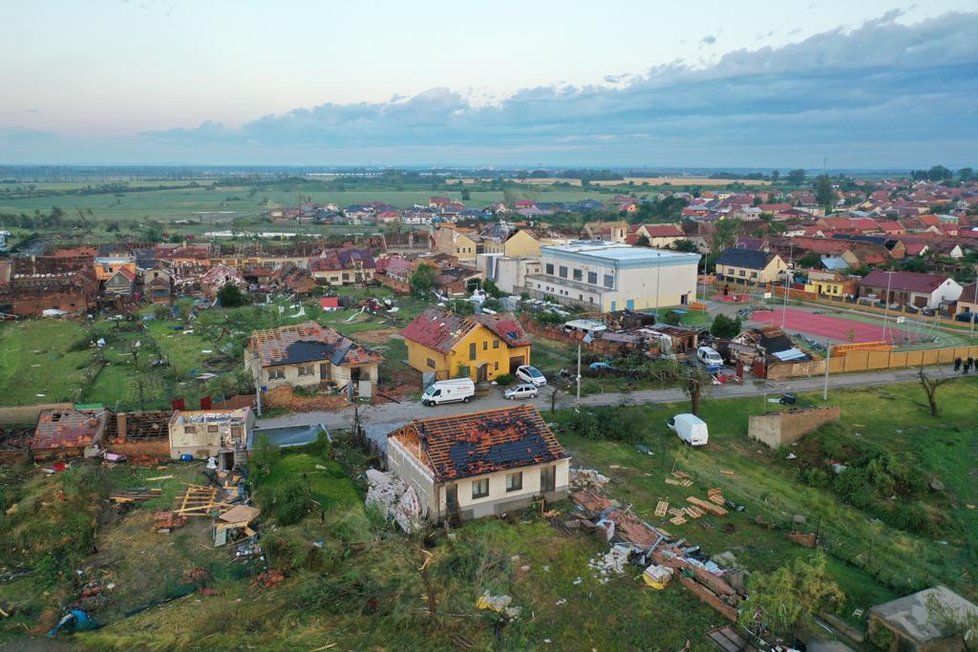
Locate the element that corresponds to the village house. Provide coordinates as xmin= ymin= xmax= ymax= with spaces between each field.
xmin=476 ymin=254 xmax=542 ymax=296
xmin=432 ymin=224 xmax=479 ymax=261
xmin=168 ymin=407 xmax=255 ymax=467
xmin=715 ymin=248 xmax=788 ymax=286
xmin=143 ymin=267 xmax=173 ymax=305
xmin=626 ymin=223 xmax=685 ymax=248
xmin=0 ymin=257 xmax=98 ymax=317
xmin=31 ymin=408 xmax=110 ymax=460
xmin=94 ymin=244 xmax=137 ymax=282
xmin=859 ymin=270 xmax=963 ymax=310
xmin=271 ymin=263 xmax=318 ymax=296
xmin=477 ymin=223 xmax=541 ymax=257
xmin=400 ymin=308 xmax=532 ymax=382
xmin=246 ymin=321 xmax=383 ymax=391
xmin=200 ymin=263 xmax=246 ymax=299
xmin=526 ymin=241 xmax=700 ymax=312
xmin=103 ymin=267 xmax=137 ymax=297
xmin=375 ymin=255 xmax=414 ymax=293
xmin=582 ymin=221 xmax=628 ymax=243
xmin=803 ymin=270 xmax=858 ymax=299
xmin=957 ymin=282 xmax=978 ymax=317
xmin=308 ymin=248 xmax=376 ymax=285
xmin=385 ymin=405 xmax=570 ymax=522
xmin=868 ymin=586 xmax=978 ymax=652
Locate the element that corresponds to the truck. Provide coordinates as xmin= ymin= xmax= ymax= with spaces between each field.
xmin=696 ymin=346 xmax=724 ymax=372
xmin=421 ymin=378 xmax=476 ymax=407
xmin=667 ymin=413 xmax=709 ymax=446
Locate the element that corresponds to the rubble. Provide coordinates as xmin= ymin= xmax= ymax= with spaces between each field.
xmin=364 ymin=469 xmax=422 ymax=533
xmin=569 ymin=468 xmax=609 ymax=490
xmin=587 ymin=544 xmax=634 ymax=583
xmin=475 ymin=591 xmax=522 ymax=621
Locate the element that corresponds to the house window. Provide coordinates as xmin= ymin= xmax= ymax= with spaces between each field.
xmin=573 ymin=268 xmax=582 ymax=281
xmin=588 ymin=271 xmax=597 ymax=284
xmin=230 ymin=426 xmax=243 ymax=438
xmin=207 ymin=425 xmax=219 ymax=433
xmin=545 ymin=263 xmax=554 ymax=275
xmin=540 ymin=466 xmax=556 ymax=493
xmin=427 ymin=358 xmax=436 ymax=369
xmin=298 ymin=365 xmax=314 ymax=376
xmin=750 ymin=271 xmax=758 ymax=279
xmin=739 ymin=270 xmax=746 ymax=277
xmin=506 ymin=472 xmax=523 ymax=492
xmin=558 ymin=266 xmax=568 ymax=278
xmin=472 ymin=478 xmax=489 ymax=499
xmin=483 ymin=341 xmax=488 ymax=351
xmin=469 ymin=343 xmax=477 ymax=360
xmin=184 ymin=425 xmax=197 ymax=434
xmin=268 ymin=368 xmax=285 ymax=380
xmin=494 ymin=361 xmax=499 ymax=370
xmin=493 ymin=339 xmax=499 ymax=349
xmin=603 ymin=274 xmax=614 ymax=289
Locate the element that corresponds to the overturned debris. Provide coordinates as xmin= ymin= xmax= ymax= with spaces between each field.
xmin=569 ymin=467 xmax=610 ymax=491
xmin=365 ymin=469 xmax=422 ymax=533
xmin=587 ymin=544 xmax=634 ymax=583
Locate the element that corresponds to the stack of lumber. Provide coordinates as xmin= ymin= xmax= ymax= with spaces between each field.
xmin=707 ymin=488 xmax=725 ymax=505
xmin=687 ymin=496 xmax=728 ymax=517
xmin=109 ymin=488 xmax=163 ymax=503
xmin=655 ymin=500 xmax=669 ymax=517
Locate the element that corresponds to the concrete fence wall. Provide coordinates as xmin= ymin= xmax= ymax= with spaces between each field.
xmin=749 ymin=406 xmax=842 ymax=449
xmin=768 ymin=345 xmax=978 ymax=379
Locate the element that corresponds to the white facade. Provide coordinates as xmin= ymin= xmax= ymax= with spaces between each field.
xmin=476 ymin=253 xmax=542 ymax=295
xmin=526 ymin=241 xmax=700 ymax=312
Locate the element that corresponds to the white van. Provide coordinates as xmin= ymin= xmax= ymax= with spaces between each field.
xmin=421 ymin=378 xmax=475 ymax=406
xmin=667 ymin=413 xmax=709 ymax=446
xmin=696 ymin=346 xmax=724 ymax=372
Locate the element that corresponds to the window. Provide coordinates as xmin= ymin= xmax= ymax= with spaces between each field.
xmin=230 ymin=426 xmax=243 ymax=438
xmin=184 ymin=425 xmax=197 ymax=434
xmin=494 ymin=361 xmax=499 ymax=370
xmin=426 ymin=358 xmax=436 ymax=369
xmin=572 ymin=268 xmax=582 ymax=281
xmin=493 ymin=339 xmax=499 ymax=349
xmin=506 ymin=472 xmax=523 ymax=492
xmin=579 ymin=294 xmax=583 ymax=301
xmin=739 ymin=270 xmax=746 ymax=277
xmin=472 ymin=478 xmax=489 ymax=499
xmin=268 ymin=368 xmax=285 ymax=380
xmin=558 ymin=266 xmax=568 ymax=278
xmin=750 ymin=271 xmax=758 ymax=279
xmin=469 ymin=343 xmax=477 ymax=360
xmin=207 ymin=425 xmax=219 ymax=433
xmin=588 ymin=271 xmax=597 ymax=284
xmin=545 ymin=263 xmax=554 ymax=275
xmin=603 ymin=274 xmax=614 ymax=289
xmin=298 ymin=365 xmax=315 ymax=376
xmin=483 ymin=341 xmax=488 ymax=350
xmin=540 ymin=466 xmax=556 ymax=493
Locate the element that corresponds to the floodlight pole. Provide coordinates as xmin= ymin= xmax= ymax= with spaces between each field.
xmin=971 ymin=268 xmax=978 ymax=338
xmin=881 ymin=270 xmax=896 ymax=343
xmin=822 ymin=339 xmax=831 ymax=401
xmin=575 ymin=344 xmax=581 ymax=412
xmin=655 ymin=252 xmax=662 ymax=317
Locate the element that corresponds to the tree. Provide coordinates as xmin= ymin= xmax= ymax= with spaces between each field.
xmin=409 ymin=263 xmax=437 ymax=298
xmin=739 ymin=553 xmax=844 ymax=635
xmin=216 ymin=282 xmax=246 ymax=307
xmin=798 ymin=251 xmax=821 ymax=269
xmin=662 ymin=309 xmax=683 ymax=325
xmin=926 ymin=165 xmax=953 ymax=182
xmin=917 ymin=368 xmax=957 ymax=417
xmin=771 ymin=170 xmax=780 ymax=182
xmin=959 ymin=167 xmax=975 ymax=182
xmin=814 ymin=174 xmax=835 ymax=210
xmin=672 ymin=239 xmax=698 ymax=253
xmin=460 ymin=188 xmax=471 ymax=201
xmin=634 ymin=235 xmax=651 ymax=247
xmin=710 ymin=218 xmax=742 ymax=257
xmin=786 ymin=169 xmax=806 ymax=185
xmin=681 ymin=365 xmax=712 ymax=416
xmin=710 ymin=314 xmax=742 ymax=338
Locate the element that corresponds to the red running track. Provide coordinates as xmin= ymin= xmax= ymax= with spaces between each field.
xmin=750 ymin=307 xmax=917 ymax=344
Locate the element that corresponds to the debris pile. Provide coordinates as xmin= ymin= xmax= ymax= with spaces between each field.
xmin=364 ymin=469 xmax=422 ymax=533
xmin=475 ymin=591 xmax=522 ymax=621
xmin=587 ymin=544 xmax=634 ymax=583
xmin=569 ymin=467 xmax=609 ymax=491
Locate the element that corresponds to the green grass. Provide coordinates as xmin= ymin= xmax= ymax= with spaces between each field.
xmin=0 ymin=320 xmax=92 ymax=405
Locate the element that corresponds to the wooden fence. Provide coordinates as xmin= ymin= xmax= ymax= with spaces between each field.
xmin=767 ymin=345 xmax=978 ymax=379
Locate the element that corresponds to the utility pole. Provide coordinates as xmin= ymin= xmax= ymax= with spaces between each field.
xmin=655 ymin=252 xmax=662 ymax=318
xmin=822 ymin=340 xmax=831 ymax=401
xmin=575 ymin=344 xmax=581 ymax=412
xmin=881 ymin=270 xmax=896 ymax=343
xmin=971 ymin=268 xmax=978 ymax=338
xmin=781 ymin=243 xmax=794 ymax=328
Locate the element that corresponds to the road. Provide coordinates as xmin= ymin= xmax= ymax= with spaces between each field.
xmin=255 ymin=365 xmax=938 ymax=450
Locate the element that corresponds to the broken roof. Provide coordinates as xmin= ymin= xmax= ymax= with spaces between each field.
xmin=248 ymin=321 xmax=383 ymax=368
xmin=32 ymin=408 xmax=108 ymax=451
xmin=870 ymin=586 xmax=978 ymax=644
xmin=400 ymin=308 xmax=530 ymax=354
xmin=388 ymin=404 xmax=567 ymax=483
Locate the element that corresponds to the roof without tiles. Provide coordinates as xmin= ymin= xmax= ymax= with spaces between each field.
xmin=399 ymin=308 xmax=530 ymax=354
xmin=388 ymin=404 xmax=567 ymax=482
xmin=32 ymin=408 xmax=108 ymax=450
xmin=248 ymin=321 xmax=383 ymax=368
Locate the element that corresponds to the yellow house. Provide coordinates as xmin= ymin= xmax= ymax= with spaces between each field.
xmin=804 ymin=271 xmax=857 ymax=298
xmin=400 ymin=308 xmax=532 ymax=382
xmin=432 ymin=225 xmax=479 ymax=261
xmin=479 ymin=224 xmax=541 ymax=257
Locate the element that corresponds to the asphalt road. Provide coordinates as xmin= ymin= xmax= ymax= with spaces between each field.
xmin=255 ymin=365 xmax=939 ymax=450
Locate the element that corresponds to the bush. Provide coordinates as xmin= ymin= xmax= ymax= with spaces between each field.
xmin=799 ymin=467 xmax=830 ymax=488
xmin=494 ymin=373 xmax=514 ymax=385
xmin=261 ymin=478 xmax=311 ymax=526
xmin=710 ymin=314 xmax=742 ymax=338
xmin=831 ymin=468 xmax=875 ymax=509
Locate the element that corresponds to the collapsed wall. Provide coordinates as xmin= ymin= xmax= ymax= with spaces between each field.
xmin=748 ymin=406 xmax=841 ymax=449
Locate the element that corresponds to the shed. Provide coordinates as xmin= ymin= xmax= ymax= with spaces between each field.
xmin=869 ymin=585 xmax=978 ymax=651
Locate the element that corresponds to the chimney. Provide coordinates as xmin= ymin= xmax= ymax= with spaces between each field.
xmin=116 ymin=412 xmax=128 ymax=441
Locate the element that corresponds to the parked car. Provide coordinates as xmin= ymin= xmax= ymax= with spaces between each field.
xmin=421 ymin=378 xmax=475 ymax=406
xmin=504 ymin=383 xmax=539 ymax=400
xmin=956 ymin=311 xmax=976 ymax=323
xmin=667 ymin=413 xmax=709 ymax=446
xmin=589 ymin=361 xmax=617 ymax=372
xmin=696 ymin=346 xmax=724 ymax=372
xmin=516 ymin=365 xmax=547 ymax=386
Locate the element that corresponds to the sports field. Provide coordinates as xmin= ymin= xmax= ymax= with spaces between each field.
xmin=750 ymin=306 xmax=922 ymax=345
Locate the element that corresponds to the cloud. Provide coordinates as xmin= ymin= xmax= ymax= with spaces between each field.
xmin=17 ymin=11 xmax=978 ymax=167
xmin=701 ymin=35 xmax=717 ymax=45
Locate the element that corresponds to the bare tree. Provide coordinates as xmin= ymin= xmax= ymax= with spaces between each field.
xmin=918 ymin=368 xmax=957 ymax=417
xmin=549 ymin=386 xmax=561 ymax=414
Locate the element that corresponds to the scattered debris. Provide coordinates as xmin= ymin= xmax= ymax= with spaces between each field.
xmin=364 ymin=469 xmax=422 ymax=533
xmin=569 ymin=468 xmax=609 ymax=490
xmin=109 ymin=488 xmax=162 ymax=504
xmin=153 ymin=510 xmax=188 ymax=533
xmin=642 ymin=564 xmax=674 ymax=590
xmin=475 ymin=591 xmax=522 ymax=621
xmin=687 ymin=496 xmax=728 ymax=517
xmin=174 ymin=485 xmax=231 ymax=516
xmin=587 ymin=544 xmax=634 ymax=582
xmin=252 ymin=570 xmax=284 ymax=590
xmin=655 ymin=500 xmax=669 ymax=517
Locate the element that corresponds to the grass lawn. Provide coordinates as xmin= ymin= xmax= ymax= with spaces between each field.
xmin=0 ymin=319 xmax=92 ymax=405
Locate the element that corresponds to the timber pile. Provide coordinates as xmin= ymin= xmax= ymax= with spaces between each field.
xmin=708 ymin=488 xmax=726 ymax=505
xmin=174 ymin=485 xmax=233 ymax=516
xmin=655 ymin=500 xmax=669 ymax=517
xmin=109 ymin=488 xmax=163 ymax=503
xmin=687 ymin=496 xmax=728 ymax=517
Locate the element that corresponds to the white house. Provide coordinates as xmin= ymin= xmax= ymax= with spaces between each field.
xmin=385 ymin=405 xmax=570 ymax=522
xmin=525 ymin=241 xmax=700 ymax=312
xmin=168 ymin=408 xmax=255 ymax=468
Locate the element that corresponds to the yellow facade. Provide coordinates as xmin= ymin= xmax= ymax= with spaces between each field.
xmin=433 ymin=226 xmax=478 ymax=259
xmin=95 ymin=261 xmax=136 ymax=282
xmin=405 ymin=323 xmax=531 ymax=382
xmin=804 ymin=280 xmax=845 ymax=297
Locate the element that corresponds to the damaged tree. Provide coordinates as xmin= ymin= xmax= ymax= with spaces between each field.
xmin=917 ymin=368 xmax=957 ymax=417
xmin=681 ymin=365 xmax=712 ymax=417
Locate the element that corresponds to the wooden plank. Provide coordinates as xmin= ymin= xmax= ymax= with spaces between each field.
xmin=669 ymin=515 xmax=687 ymax=525
xmin=708 ymin=493 xmax=726 ymax=505
xmin=655 ymin=501 xmax=669 ymax=517
xmin=687 ymin=496 xmax=728 ymax=517
xmin=664 ymin=478 xmax=683 ymax=486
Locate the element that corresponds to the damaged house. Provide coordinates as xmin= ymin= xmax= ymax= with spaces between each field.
xmin=246 ymin=321 xmax=383 ymax=392
xmin=385 ymin=404 xmax=570 ymax=522
xmin=168 ymin=407 xmax=255 ymax=468
xmin=31 ymin=408 xmax=110 ymax=460
xmin=0 ymin=256 xmax=98 ymax=317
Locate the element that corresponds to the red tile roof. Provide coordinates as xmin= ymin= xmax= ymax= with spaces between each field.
xmin=389 ymin=404 xmax=567 ymax=482
xmin=399 ymin=308 xmax=530 ymax=354
xmin=860 ymin=270 xmax=952 ymax=294
xmin=248 ymin=321 xmax=382 ymax=368
xmin=32 ymin=409 xmax=108 ymax=451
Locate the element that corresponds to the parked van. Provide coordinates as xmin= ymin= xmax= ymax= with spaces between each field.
xmin=667 ymin=413 xmax=709 ymax=446
xmin=696 ymin=346 xmax=724 ymax=372
xmin=421 ymin=378 xmax=475 ymax=406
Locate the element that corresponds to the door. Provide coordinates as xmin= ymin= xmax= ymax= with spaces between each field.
xmin=509 ymin=355 xmax=525 ymax=374
xmin=445 ymin=484 xmax=459 ymax=517
xmin=681 ymin=293 xmax=689 ymax=305
xmin=626 ymin=299 xmax=635 ymax=310
xmin=319 ymin=363 xmax=329 ymax=381
xmin=610 ymin=301 xmax=617 ymax=311
xmin=476 ymin=363 xmax=488 ymax=383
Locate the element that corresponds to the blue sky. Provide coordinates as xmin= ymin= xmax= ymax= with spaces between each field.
xmin=1 ymin=1 xmax=976 ymax=167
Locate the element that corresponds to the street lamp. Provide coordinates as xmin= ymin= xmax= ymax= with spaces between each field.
xmin=881 ymin=270 xmax=896 ymax=343
xmin=822 ymin=339 xmax=832 ymax=401
xmin=655 ymin=252 xmax=662 ymax=318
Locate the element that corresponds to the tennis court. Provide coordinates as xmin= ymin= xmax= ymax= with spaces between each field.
xmin=749 ymin=307 xmax=922 ymax=345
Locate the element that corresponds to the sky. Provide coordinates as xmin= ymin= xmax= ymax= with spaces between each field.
xmin=1 ymin=1 xmax=976 ymax=168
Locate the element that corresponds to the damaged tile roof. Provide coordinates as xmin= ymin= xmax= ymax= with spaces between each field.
xmin=248 ymin=321 xmax=383 ymax=368
xmin=389 ymin=405 xmax=567 ymax=482
xmin=400 ymin=308 xmax=530 ymax=354
xmin=32 ymin=408 xmax=108 ymax=451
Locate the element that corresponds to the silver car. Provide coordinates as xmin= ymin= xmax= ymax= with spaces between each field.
xmin=504 ymin=383 xmax=539 ymax=400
